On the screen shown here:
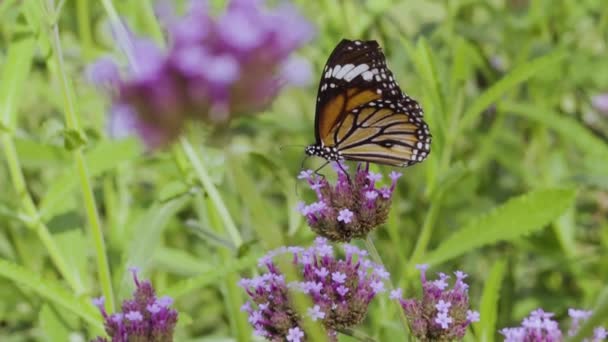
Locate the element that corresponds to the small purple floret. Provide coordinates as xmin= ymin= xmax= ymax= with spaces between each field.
xmin=239 ymin=237 xmax=389 ymax=340
xmin=400 ymin=266 xmax=479 ymax=340
xmin=91 ymin=268 xmax=178 ymax=342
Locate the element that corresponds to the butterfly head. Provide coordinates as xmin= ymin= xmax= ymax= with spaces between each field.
xmin=305 ymin=144 xmax=342 ymax=161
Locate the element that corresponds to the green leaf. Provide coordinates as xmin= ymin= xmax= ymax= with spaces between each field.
xmin=118 ymin=197 xmax=189 ymax=297
xmin=39 ymin=305 xmax=70 ymax=342
xmin=164 ymin=253 xmax=260 ymax=299
xmin=476 ymin=260 xmax=507 ymax=342
xmin=14 ymin=138 xmax=70 ymax=167
xmin=55 ymin=230 xmax=89 ymax=293
xmin=0 ymin=28 xmax=36 ymax=129
xmin=39 ymin=138 xmax=141 ymax=219
xmin=152 ymin=246 xmax=214 ymax=276
xmin=460 ymin=51 xmax=565 ymax=130
xmin=423 ymin=188 xmax=577 ymax=265
xmin=0 ymin=258 xmax=104 ymax=333
xmin=500 ymin=101 xmax=608 ymax=161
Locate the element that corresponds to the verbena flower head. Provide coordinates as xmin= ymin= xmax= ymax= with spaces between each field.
xmin=89 ymin=0 xmax=314 ymax=149
xmin=394 ymin=264 xmax=479 ymax=341
xmin=500 ymin=307 xmax=607 ymax=342
xmin=92 ymin=268 xmax=178 ymax=342
xmin=239 ymin=237 xmax=389 ymax=341
xmin=297 ymin=163 xmax=401 ymax=242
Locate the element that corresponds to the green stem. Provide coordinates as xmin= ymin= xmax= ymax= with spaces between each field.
xmin=364 ymin=235 xmax=410 ymax=337
xmin=180 ymin=138 xmax=243 ymax=247
xmin=76 ymin=0 xmax=93 ymax=59
xmin=0 ymin=135 xmax=81 ymax=293
xmin=45 ymin=0 xmax=115 ymax=311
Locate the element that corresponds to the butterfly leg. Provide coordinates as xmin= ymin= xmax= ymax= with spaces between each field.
xmin=335 ymin=161 xmax=352 ymax=185
xmin=312 ymin=161 xmax=330 ymax=178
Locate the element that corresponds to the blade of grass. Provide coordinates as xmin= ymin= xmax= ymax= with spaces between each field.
xmin=500 ymin=101 xmax=608 ymax=160
xmin=459 ymin=50 xmax=565 ymax=130
xmin=476 ymin=259 xmax=506 ymax=342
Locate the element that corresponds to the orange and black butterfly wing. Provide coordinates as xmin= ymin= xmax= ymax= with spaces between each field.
xmin=313 ymin=39 xmax=431 ymax=167
xmin=330 ymin=96 xmax=431 ymax=166
xmin=314 ymin=39 xmax=401 ymax=145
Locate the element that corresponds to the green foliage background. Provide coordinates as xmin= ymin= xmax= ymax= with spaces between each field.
xmin=1 ymin=0 xmax=608 ymax=341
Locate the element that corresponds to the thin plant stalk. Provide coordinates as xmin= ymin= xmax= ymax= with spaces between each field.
xmin=180 ymin=138 xmax=243 ymax=247
xmin=364 ymin=235 xmax=410 ymax=337
xmin=44 ymin=0 xmax=115 ymax=311
xmin=1 ymin=136 xmax=82 ymax=293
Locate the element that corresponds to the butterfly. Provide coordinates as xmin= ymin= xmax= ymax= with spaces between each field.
xmin=305 ymin=39 xmax=431 ymax=167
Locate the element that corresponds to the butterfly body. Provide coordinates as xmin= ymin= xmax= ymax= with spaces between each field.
xmin=306 ymin=39 xmax=431 ymax=167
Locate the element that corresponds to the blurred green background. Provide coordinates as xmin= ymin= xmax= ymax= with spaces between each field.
xmin=1 ymin=0 xmax=608 ymax=340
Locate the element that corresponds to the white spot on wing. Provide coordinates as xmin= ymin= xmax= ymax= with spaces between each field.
xmin=332 ymin=65 xmax=342 ymax=77
xmin=343 ymin=64 xmax=370 ymax=81
xmin=334 ymin=64 xmax=355 ymax=79
xmin=362 ymin=71 xmax=374 ymax=81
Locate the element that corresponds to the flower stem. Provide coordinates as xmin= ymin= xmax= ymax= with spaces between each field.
xmin=75 ymin=0 xmax=93 ymax=58
xmin=45 ymin=0 xmax=115 ymax=311
xmin=364 ymin=235 xmax=410 ymax=337
xmin=336 ymin=327 xmax=377 ymax=342
xmin=180 ymin=138 xmax=243 ymax=247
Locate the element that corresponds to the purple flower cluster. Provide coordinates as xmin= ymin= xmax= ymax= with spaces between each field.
xmin=391 ymin=264 xmax=479 ymax=341
xmin=89 ymin=0 xmax=314 ymax=149
xmin=297 ymin=163 xmax=401 ymax=242
xmin=500 ymin=308 xmax=607 ymax=342
xmin=239 ymin=237 xmax=389 ymax=341
xmin=92 ymin=268 xmax=178 ymax=342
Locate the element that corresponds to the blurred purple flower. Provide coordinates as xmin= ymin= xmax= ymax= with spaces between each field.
xmin=393 ymin=264 xmax=479 ymax=341
xmin=91 ymin=0 xmax=314 ymax=149
xmin=500 ymin=307 xmax=607 ymax=342
xmin=92 ymin=268 xmax=178 ymax=342
xmin=592 ymin=93 xmax=608 ymax=114
xmin=239 ymin=237 xmax=389 ymax=340
xmin=297 ymin=163 xmax=400 ymax=242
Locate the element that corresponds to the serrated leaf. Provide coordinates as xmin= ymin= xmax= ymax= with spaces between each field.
xmin=476 ymin=260 xmax=507 ymax=342
xmin=423 ymin=188 xmax=577 ymax=265
xmin=0 ymin=258 xmax=103 ymax=333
